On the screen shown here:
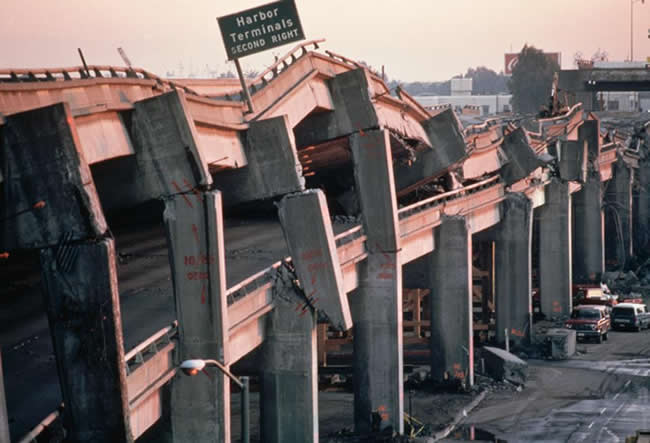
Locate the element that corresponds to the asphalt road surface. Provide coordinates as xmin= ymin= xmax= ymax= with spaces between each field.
xmin=4 ymin=215 xmax=650 ymax=442
xmin=448 ymin=329 xmax=650 ymax=442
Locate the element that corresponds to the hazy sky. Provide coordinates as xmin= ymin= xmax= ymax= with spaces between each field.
xmin=1 ymin=0 xmax=649 ymax=81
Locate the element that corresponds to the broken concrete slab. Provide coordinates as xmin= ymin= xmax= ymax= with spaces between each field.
xmin=277 ymin=189 xmax=352 ymax=331
xmin=293 ymin=68 xmax=379 ymax=148
xmin=481 ymin=346 xmax=528 ymax=386
xmin=1 ymin=102 xmax=107 ymax=250
xmin=393 ymin=108 xmax=468 ymax=192
xmin=214 ymin=115 xmax=305 ymax=205
xmin=545 ymin=329 xmax=576 ymax=360
xmin=92 ymin=90 xmax=212 ymax=210
xmin=499 ymin=127 xmax=545 ymax=185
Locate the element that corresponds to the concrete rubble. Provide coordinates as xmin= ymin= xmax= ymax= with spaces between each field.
xmin=481 ymin=346 xmax=528 ymax=386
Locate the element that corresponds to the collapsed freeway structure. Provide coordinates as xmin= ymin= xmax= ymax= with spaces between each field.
xmin=1 ymin=40 xmax=649 ymax=442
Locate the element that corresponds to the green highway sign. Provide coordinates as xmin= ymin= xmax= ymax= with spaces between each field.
xmin=217 ymin=0 xmax=305 ymax=60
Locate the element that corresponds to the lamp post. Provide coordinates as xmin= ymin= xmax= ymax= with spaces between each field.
xmin=631 ymin=0 xmax=646 ymax=62
xmin=179 ymin=359 xmax=250 ymax=443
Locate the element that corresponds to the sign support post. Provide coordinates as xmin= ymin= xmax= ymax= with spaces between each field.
xmin=234 ymin=58 xmax=255 ymax=114
xmin=217 ymin=0 xmax=305 ymax=115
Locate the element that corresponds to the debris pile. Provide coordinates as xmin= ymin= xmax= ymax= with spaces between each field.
xmin=602 ymin=263 xmax=650 ymax=300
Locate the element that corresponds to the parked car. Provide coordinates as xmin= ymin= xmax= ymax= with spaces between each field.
xmin=564 ymin=305 xmax=610 ymax=343
xmin=610 ymin=303 xmax=650 ymax=331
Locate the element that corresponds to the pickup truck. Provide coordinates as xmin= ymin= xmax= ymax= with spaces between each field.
xmin=611 ymin=303 xmax=650 ymax=331
xmin=564 ymin=305 xmax=610 ymax=343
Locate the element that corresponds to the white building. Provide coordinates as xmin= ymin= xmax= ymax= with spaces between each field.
xmin=451 ymin=78 xmax=473 ymax=96
xmin=597 ymin=91 xmax=641 ymax=112
xmin=414 ymin=94 xmax=512 ymax=116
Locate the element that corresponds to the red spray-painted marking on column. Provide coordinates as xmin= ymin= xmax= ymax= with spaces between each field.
xmin=191 ymin=224 xmax=200 ymax=244
xmin=374 ymin=242 xmax=396 ymax=280
xmin=301 ymin=249 xmax=323 ymax=260
xmin=201 ymin=284 xmax=207 ymax=304
xmin=171 ymin=181 xmax=194 ymax=208
xmin=183 ymin=178 xmax=202 ymax=203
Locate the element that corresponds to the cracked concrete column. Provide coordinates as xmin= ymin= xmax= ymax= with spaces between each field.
xmin=163 ymin=191 xmax=230 ymax=443
xmin=349 ymin=128 xmax=403 ymax=434
xmin=604 ymin=157 xmax=633 ymax=268
xmin=260 ymin=286 xmax=318 ymax=443
xmin=1 ymin=103 xmax=131 ymax=442
xmin=428 ymin=216 xmax=473 ymax=387
xmin=41 ymin=239 xmax=133 ymax=443
xmin=537 ymin=179 xmax=572 ymax=318
xmin=495 ymin=193 xmax=533 ymax=346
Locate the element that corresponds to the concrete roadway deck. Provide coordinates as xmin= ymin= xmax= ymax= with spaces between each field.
xmin=0 ymin=215 xmax=309 ymax=440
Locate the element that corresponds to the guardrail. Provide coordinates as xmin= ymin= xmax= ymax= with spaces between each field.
xmin=397 ymin=175 xmax=501 ymax=220
xmin=18 ymin=321 xmax=179 ymax=443
xmin=16 ymin=407 xmax=62 ymax=443
xmin=0 ymin=65 xmax=199 ymax=96
xmin=215 ymin=39 xmax=325 ymax=101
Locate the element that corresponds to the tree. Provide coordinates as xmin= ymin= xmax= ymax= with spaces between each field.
xmin=508 ymin=45 xmax=560 ymax=114
xmin=464 ymin=66 xmax=508 ymax=95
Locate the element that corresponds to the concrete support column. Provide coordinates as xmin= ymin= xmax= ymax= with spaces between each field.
xmin=538 ymin=179 xmax=572 ymax=318
xmin=163 ymin=191 xmax=230 ymax=443
xmin=634 ymin=160 xmax=650 ymax=254
xmin=40 ymin=239 xmax=132 ymax=443
xmin=428 ymin=216 xmax=473 ymax=387
xmin=260 ymin=292 xmax=318 ymax=443
xmin=604 ymin=157 xmax=633 ymax=268
xmin=573 ymin=179 xmax=604 ymax=283
xmin=495 ymin=193 xmax=533 ymax=346
xmin=349 ymin=128 xmax=403 ymax=434
xmin=0 ymin=352 xmax=11 ymax=443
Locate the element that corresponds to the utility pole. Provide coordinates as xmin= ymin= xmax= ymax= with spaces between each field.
xmin=630 ymin=0 xmax=646 ymax=61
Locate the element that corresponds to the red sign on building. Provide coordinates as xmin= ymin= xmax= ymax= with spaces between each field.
xmin=505 ymin=52 xmax=561 ymax=75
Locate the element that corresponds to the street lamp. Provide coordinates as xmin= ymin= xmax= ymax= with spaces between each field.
xmin=630 ymin=0 xmax=645 ymax=61
xmin=179 ymin=359 xmax=250 ymax=443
